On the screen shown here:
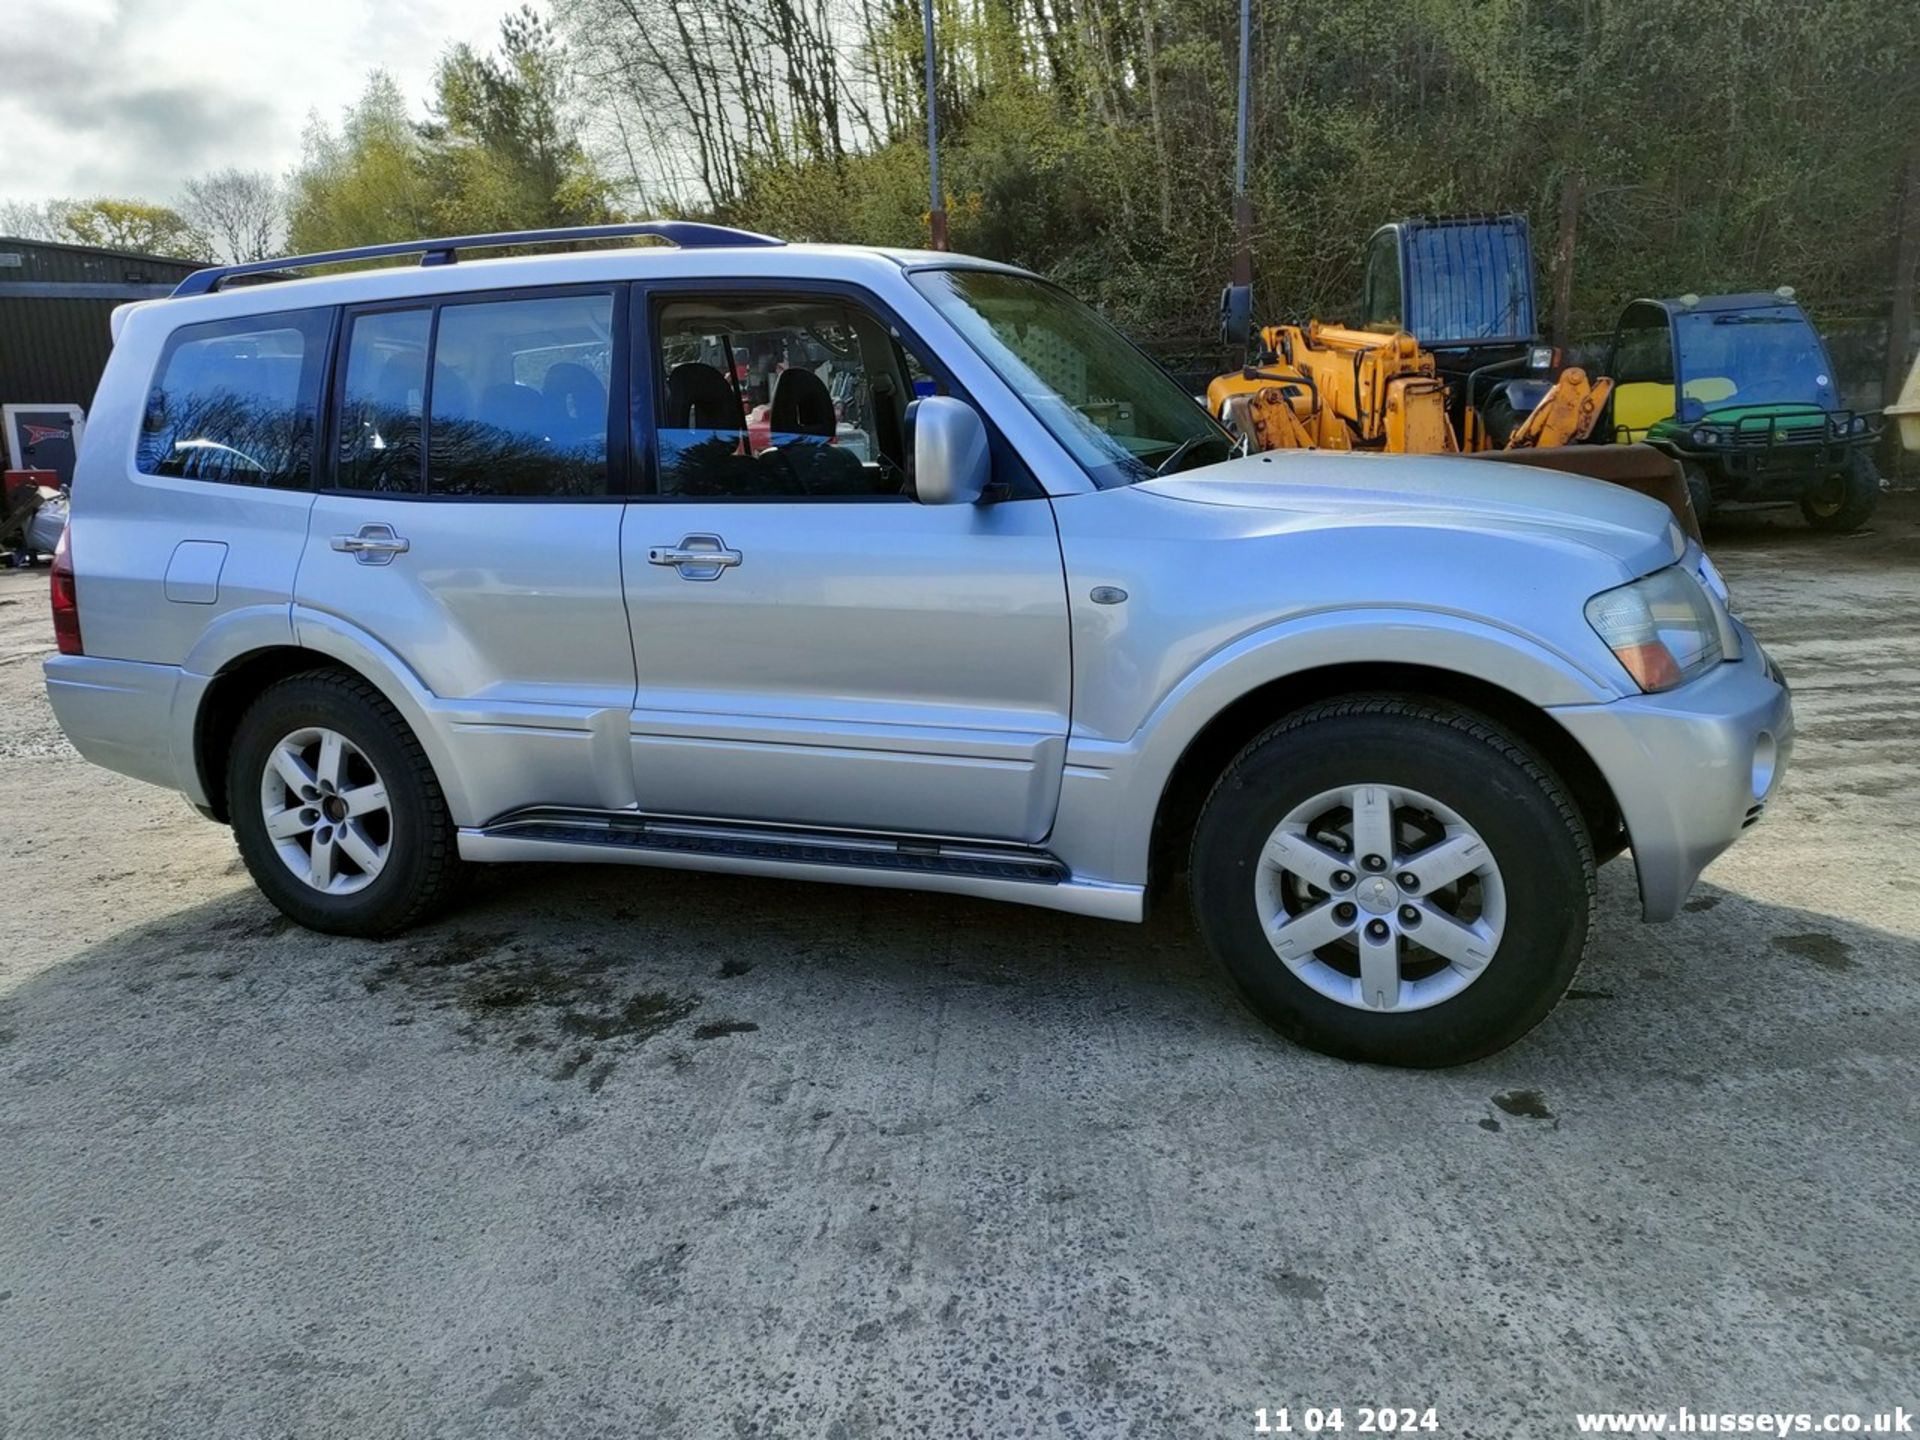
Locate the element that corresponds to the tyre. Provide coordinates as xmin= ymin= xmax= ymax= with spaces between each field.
xmin=1189 ymin=696 xmax=1595 ymax=1067
xmin=227 ymin=670 xmax=466 ymax=936
xmin=1477 ymin=393 xmax=1525 ymax=449
xmin=1681 ymin=460 xmax=1714 ymax=531
xmin=1801 ymin=451 xmax=1880 ymax=532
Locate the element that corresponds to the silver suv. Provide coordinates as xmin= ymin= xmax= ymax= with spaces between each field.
xmin=44 ymin=222 xmax=1792 ymax=1066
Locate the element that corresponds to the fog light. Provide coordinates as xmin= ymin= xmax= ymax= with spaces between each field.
xmin=1752 ymin=731 xmax=1777 ymax=800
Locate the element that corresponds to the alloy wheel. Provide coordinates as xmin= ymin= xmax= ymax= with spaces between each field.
xmin=1253 ymin=783 xmax=1506 ymax=1013
xmin=258 ymin=726 xmax=393 ymax=895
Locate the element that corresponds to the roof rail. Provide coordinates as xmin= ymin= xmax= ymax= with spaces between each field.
xmin=170 ymin=220 xmax=784 ymax=298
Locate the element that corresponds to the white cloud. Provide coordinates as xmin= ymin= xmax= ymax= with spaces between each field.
xmin=0 ymin=0 xmax=509 ymax=204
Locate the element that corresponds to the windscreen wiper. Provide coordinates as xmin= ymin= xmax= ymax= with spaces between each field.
xmin=1150 ymin=434 xmax=1222 ymax=478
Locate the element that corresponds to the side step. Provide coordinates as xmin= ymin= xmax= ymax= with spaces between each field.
xmin=477 ymin=810 xmax=1068 ymax=884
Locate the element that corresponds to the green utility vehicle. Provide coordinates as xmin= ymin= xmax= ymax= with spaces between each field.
xmin=1603 ymin=290 xmax=1881 ymax=530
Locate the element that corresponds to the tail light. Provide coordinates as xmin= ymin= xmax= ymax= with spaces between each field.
xmin=50 ymin=524 xmax=82 ymax=655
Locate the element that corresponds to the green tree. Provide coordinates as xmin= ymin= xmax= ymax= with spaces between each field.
xmin=424 ymin=6 xmax=611 ymax=232
xmin=561 ymin=0 xmax=1918 ymax=363
xmin=287 ymin=13 xmax=610 ymax=256
xmin=57 ymin=198 xmax=208 ymax=258
xmin=286 ymin=72 xmax=436 ymax=253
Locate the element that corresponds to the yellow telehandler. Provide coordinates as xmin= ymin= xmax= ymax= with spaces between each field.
xmin=1211 ymin=216 xmax=1698 ymax=537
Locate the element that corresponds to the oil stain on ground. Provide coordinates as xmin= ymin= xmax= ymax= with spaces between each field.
xmin=361 ymin=930 xmax=705 ymax=1083
xmin=1492 ymin=1089 xmax=1556 ymax=1122
xmin=1270 ymin=1271 xmax=1327 ymax=1301
xmin=1771 ymin=931 xmax=1856 ymax=971
xmin=693 ymin=1020 xmax=759 ymax=1040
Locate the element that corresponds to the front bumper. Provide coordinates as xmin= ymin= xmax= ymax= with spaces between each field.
xmin=1547 ymin=620 xmax=1792 ymax=920
xmin=1672 ymin=416 xmax=1877 ymax=496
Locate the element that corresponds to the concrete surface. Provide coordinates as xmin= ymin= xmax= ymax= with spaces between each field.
xmin=1 ymin=498 xmax=1916 ymax=1439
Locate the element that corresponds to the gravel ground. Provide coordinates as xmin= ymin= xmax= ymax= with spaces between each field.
xmin=1 ymin=498 xmax=1916 ymax=1439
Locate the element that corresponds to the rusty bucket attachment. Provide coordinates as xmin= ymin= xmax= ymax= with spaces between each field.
xmin=1455 ymin=443 xmax=1702 ymax=542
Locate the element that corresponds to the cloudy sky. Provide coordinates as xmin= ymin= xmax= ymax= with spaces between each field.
xmin=1 ymin=0 xmax=507 ymax=205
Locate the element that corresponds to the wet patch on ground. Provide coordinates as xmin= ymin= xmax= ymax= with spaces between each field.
xmin=625 ymin=1242 xmax=689 ymax=1304
xmin=1771 ymin=931 xmax=1856 ymax=971
xmin=481 ymin=1371 xmax=545 ymax=1410
xmin=1492 ymin=1089 xmax=1556 ymax=1123
xmin=692 ymin=1020 xmax=758 ymax=1040
xmin=360 ymin=930 xmax=704 ymax=1082
xmin=1270 ymin=1271 xmax=1327 ymax=1301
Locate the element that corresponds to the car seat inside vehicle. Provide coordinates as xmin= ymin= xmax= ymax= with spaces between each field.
xmin=759 ymin=368 xmax=873 ymax=495
xmin=542 ymin=362 xmax=608 ymax=446
xmin=660 ymin=361 xmax=768 ymax=495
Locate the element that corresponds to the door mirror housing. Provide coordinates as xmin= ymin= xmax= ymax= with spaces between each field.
xmin=909 ymin=396 xmax=991 ymax=506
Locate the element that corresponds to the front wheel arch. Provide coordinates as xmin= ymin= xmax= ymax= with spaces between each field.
xmin=1189 ymin=694 xmax=1598 ymax=1064
xmin=1148 ymin=664 xmax=1623 ymax=895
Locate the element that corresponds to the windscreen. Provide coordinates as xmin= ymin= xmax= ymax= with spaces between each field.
xmin=1674 ymin=308 xmax=1837 ymax=411
xmin=910 ymin=268 xmax=1231 ymax=488
xmin=1402 ymin=222 xmax=1536 ymax=345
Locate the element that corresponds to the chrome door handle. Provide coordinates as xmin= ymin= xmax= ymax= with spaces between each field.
xmin=331 ymin=524 xmax=410 ymax=565
xmin=648 ymin=533 xmax=740 ymax=581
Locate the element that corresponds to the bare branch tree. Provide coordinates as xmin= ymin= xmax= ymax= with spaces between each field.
xmin=178 ymin=169 xmax=284 ymax=263
xmin=0 ymin=199 xmax=65 ymax=242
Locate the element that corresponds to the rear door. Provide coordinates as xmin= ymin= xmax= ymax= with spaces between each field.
xmin=620 ymin=284 xmax=1073 ymax=843
xmin=295 ymin=286 xmax=635 ymax=818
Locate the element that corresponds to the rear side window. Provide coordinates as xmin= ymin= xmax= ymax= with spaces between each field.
xmin=429 ymin=292 xmax=613 ymax=497
xmin=1614 ymin=311 xmax=1676 ymax=385
xmin=332 ymin=291 xmax=615 ymax=497
xmin=336 ymin=309 xmax=431 ymax=493
xmin=138 ymin=309 xmax=329 ymax=488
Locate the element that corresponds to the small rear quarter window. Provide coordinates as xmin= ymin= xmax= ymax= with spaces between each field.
xmin=138 ymin=308 xmax=330 ymax=488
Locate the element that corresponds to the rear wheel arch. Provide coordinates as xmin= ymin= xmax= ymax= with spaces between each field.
xmin=1148 ymin=662 xmax=1623 ymax=893
xmin=226 ymin=668 xmax=468 ymax=935
xmin=195 ymin=648 xmax=342 ymax=822
xmin=193 ymin=645 xmax=462 ymax=826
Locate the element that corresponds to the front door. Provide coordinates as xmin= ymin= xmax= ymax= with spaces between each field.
xmin=297 ymin=289 xmax=636 ymax=820
xmin=621 ymin=287 xmax=1072 ymax=843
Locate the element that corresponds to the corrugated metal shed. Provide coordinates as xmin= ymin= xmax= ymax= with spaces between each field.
xmin=0 ymin=238 xmax=204 ymax=413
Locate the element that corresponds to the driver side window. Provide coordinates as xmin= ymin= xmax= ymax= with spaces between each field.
xmin=1613 ymin=316 xmax=1675 ymax=385
xmin=651 ymin=295 xmax=935 ymax=500
xmin=1361 ymin=233 xmax=1403 ymax=332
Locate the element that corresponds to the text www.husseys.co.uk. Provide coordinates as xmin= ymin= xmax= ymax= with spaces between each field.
xmin=1574 ymin=1409 xmax=1911 ymax=1435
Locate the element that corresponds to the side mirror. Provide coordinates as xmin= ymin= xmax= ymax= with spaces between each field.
xmin=909 ymin=396 xmax=991 ymax=505
xmin=1220 ymin=283 xmax=1254 ymax=348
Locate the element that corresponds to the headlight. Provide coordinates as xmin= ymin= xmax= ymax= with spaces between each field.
xmin=1585 ymin=566 xmax=1724 ymax=692
xmin=1690 ymin=425 xmax=1718 ymax=446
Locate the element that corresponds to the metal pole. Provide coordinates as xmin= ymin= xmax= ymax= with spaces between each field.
xmin=1231 ymin=0 xmax=1252 ymax=287
xmin=923 ymin=0 xmax=948 ymax=250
